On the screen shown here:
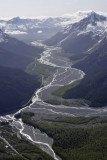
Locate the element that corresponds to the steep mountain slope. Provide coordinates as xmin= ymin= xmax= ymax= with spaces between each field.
xmin=0 ymin=30 xmax=43 ymax=69
xmin=0 ymin=47 xmax=32 ymax=69
xmin=63 ymin=38 xmax=107 ymax=107
xmin=0 ymin=29 xmax=43 ymax=56
xmin=0 ymin=30 xmax=42 ymax=114
xmin=45 ymin=11 xmax=107 ymax=55
xmin=0 ymin=66 xmax=40 ymax=114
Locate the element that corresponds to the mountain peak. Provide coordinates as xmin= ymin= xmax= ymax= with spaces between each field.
xmin=9 ymin=16 xmax=21 ymax=23
xmin=87 ymin=11 xmax=106 ymax=23
xmin=88 ymin=10 xmax=97 ymax=15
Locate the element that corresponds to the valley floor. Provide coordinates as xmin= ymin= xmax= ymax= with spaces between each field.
xmin=0 ymin=45 xmax=107 ymax=160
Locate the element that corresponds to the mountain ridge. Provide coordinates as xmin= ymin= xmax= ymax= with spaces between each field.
xmin=43 ymin=12 xmax=107 ymax=62
xmin=0 ymin=11 xmax=107 ymax=43
xmin=63 ymin=37 xmax=107 ymax=107
xmin=0 ymin=29 xmax=43 ymax=69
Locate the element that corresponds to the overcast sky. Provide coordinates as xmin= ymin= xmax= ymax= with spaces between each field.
xmin=0 ymin=0 xmax=107 ymax=18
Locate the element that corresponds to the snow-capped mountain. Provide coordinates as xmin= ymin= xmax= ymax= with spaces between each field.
xmin=0 ymin=16 xmax=72 ymax=43
xmin=61 ymin=11 xmax=107 ymax=38
xmin=0 ymin=11 xmax=106 ymax=43
xmin=44 ymin=11 xmax=107 ymax=54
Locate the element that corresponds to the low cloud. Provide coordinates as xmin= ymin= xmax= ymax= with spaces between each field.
xmin=5 ymin=30 xmax=27 ymax=35
xmin=62 ymin=10 xmax=107 ymax=24
xmin=37 ymin=30 xmax=43 ymax=34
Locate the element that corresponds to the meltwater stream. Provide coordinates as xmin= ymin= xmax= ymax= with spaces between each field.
xmin=0 ymin=45 xmax=107 ymax=159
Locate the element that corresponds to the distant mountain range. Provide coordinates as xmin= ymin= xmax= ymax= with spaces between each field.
xmin=0 ymin=16 xmax=68 ymax=43
xmin=1 ymin=11 xmax=106 ymax=43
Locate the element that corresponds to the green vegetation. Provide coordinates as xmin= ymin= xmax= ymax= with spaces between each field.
xmin=15 ymin=112 xmax=34 ymax=119
xmin=44 ymin=99 xmax=77 ymax=106
xmin=100 ymin=118 xmax=107 ymax=124
xmin=26 ymin=60 xmax=56 ymax=81
xmin=69 ymin=53 xmax=87 ymax=64
xmin=44 ymin=98 xmax=86 ymax=107
xmin=44 ymin=99 xmax=61 ymax=105
xmin=0 ymin=123 xmax=54 ymax=160
xmin=52 ymin=80 xmax=81 ymax=97
xmin=47 ymin=116 xmax=98 ymax=125
xmin=21 ymin=112 xmax=107 ymax=160
xmin=0 ymin=155 xmax=24 ymax=160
